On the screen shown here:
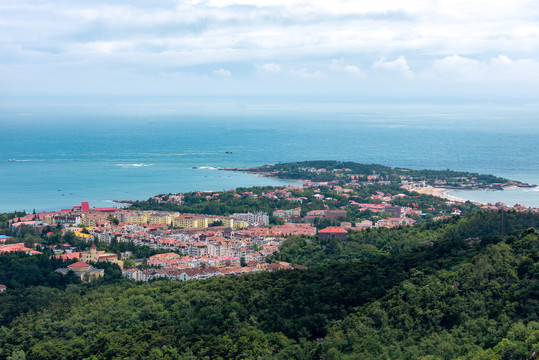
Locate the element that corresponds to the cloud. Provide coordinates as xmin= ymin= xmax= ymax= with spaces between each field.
xmin=1 ymin=0 xmax=539 ymax=97
xmin=330 ymin=59 xmax=365 ymax=77
xmin=259 ymin=63 xmax=282 ymax=73
xmin=291 ymin=68 xmax=323 ymax=79
xmin=213 ymin=68 xmax=232 ymax=77
xmin=424 ymin=54 xmax=539 ymax=83
xmin=372 ymin=56 xmax=413 ymax=78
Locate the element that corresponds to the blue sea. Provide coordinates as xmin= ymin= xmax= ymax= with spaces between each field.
xmin=1 ymin=96 xmax=538 ymax=212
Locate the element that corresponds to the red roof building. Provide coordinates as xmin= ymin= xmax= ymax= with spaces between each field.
xmin=81 ymin=202 xmax=90 ymax=212
xmin=0 ymin=243 xmax=42 ymax=255
xmin=93 ymin=207 xmax=117 ymax=213
xmin=52 ymin=252 xmax=81 ymax=261
xmin=319 ymin=227 xmax=347 ymax=241
xmin=68 ymin=261 xmax=91 ymax=268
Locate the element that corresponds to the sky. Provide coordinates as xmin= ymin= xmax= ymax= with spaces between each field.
xmin=1 ymin=0 xmax=539 ymax=100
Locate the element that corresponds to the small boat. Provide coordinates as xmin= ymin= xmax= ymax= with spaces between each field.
xmin=8 ymin=159 xmax=16 ymax=162
xmin=225 ymin=151 xmax=233 ymax=154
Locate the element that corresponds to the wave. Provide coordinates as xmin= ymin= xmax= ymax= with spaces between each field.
xmin=192 ymin=166 xmax=220 ymax=170
xmin=7 ymin=159 xmax=45 ymax=162
xmin=116 ymin=163 xmax=153 ymax=168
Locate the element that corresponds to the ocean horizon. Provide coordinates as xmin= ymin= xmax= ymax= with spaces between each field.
xmin=1 ymin=96 xmax=538 ymax=212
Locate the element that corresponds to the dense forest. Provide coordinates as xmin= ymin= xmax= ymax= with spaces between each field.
xmin=272 ymin=211 xmax=539 ymax=266
xmin=0 ymin=211 xmax=537 ymax=359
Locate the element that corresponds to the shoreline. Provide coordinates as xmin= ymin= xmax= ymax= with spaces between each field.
xmin=413 ymin=186 xmax=486 ymax=205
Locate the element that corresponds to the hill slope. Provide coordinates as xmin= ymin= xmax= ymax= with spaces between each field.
xmin=0 ymin=213 xmax=537 ymax=360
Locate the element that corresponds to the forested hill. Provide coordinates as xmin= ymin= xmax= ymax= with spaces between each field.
xmin=272 ymin=211 xmax=539 ymax=266
xmin=0 ymin=212 xmax=538 ymax=359
xmin=228 ymin=160 xmax=530 ymax=187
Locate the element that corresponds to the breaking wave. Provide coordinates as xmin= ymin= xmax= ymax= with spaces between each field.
xmin=116 ymin=163 xmax=153 ymax=168
xmin=192 ymin=166 xmax=220 ymax=170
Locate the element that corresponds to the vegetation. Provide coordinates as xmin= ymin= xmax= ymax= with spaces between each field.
xmin=246 ymin=160 xmax=512 ymax=186
xmin=0 ymin=212 xmax=537 ymax=359
xmin=273 ymin=211 xmax=539 ymax=266
xmin=130 ymin=182 xmax=480 ymax=224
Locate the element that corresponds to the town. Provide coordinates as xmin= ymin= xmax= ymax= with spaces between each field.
xmin=3 ymin=162 xmax=537 ymax=288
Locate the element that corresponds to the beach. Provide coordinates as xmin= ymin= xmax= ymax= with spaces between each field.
xmin=413 ymin=186 xmax=485 ymax=205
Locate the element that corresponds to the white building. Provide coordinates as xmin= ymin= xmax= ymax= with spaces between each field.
xmin=231 ymin=212 xmax=269 ymax=226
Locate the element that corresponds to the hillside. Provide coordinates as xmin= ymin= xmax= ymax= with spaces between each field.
xmin=0 ymin=212 xmax=537 ymax=359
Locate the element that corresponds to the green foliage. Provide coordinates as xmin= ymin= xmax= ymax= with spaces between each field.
xmin=273 ymin=211 xmax=539 ymax=267
xmin=107 ymin=215 xmax=119 ymax=225
xmin=252 ymin=160 xmax=510 ymax=186
xmin=0 ymin=212 xmax=537 ymax=359
xmin=0 ymin=211 xmax=26 ymax=234
xmin=0 ymin=253 xmax=81 ymax=291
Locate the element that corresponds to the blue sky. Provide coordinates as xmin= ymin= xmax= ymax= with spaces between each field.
xmin=1 ymin=0 xmax=539 ymax=100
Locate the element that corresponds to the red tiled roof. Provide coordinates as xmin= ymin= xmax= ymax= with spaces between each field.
xmin=319 ymin=227 xmax=347 ymax=234
xmin=52 ymin=252 xmax=81 ymax=260
xmin=68 ymin=261 xmax=90 ymax=268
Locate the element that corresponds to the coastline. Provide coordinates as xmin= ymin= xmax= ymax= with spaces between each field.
xmin=225 ymin=167 xmax=539 ymax=207
xmin=413 ymin=186 xmax=486 ymax=205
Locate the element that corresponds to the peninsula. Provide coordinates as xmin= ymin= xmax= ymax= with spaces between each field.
xmin=221 ymin=160 xmax=535 ymax=190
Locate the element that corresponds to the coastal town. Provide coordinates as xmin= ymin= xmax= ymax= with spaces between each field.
xmin=1 ymin=161 xmax=538 ymax=289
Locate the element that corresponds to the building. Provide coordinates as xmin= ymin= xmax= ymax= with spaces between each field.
xmin=384 ymin=205 xmax=402 ymax=218
xmin=303 ymin=210 xmax=326 ymax=223
xmin=0 ymin=243 xmax=42 ymax=255
xmin=375 ymin=217 xmax=416 ymax=228
xmin=323 ymin=210 xmax=347 ymax=221
xmin=231 ymin=212 xmax=269 ymax=226
xmin=173 ymin=215 xmax=205 ymax=228
xmin=56 ymin=261 xmax=104 ymax=282
xmin=304 ymin=209 xmax=347 ymax=223
xmin=173 ymin=215 xmax=247 ymax=229
xmin=122 ymin=268 xmax=142 ymax=281
xmin=53 ymin=215 xmax=81 ymax=226
xmin=80 ymin=244 xmax=124 ymax=269
xmin=51 ymin=252 xmax=81 ymax=261
xmin=0 ymin=284 xmax=6 ymax=293
xmin=270 ymin=223 xmax=316 ymax=236
xmin=319 ymin=227 xmax=347 ymax=241
xmin=74 ymin=231 xmax=94 ymax=241
xmin=273 ymin=207 xmax=301 ymax=221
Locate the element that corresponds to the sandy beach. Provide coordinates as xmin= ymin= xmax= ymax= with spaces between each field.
xmin=413 ymin=186 xmax=485 ymax=205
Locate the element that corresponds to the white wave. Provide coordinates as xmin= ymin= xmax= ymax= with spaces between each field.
xmin=193 ymin=166 xmax=220 ymax=170
xmin=116 ymin=163 xmax=153 ymax=168
xmin=8 ymin=159 xmax=45 ymax=162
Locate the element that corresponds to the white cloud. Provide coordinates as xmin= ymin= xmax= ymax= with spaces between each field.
xmin=330 ymin=59 xmax=365 ymax=77
xmin=213 ymin=68 xmax=232 ymax=77
xmin=1 ymin=0 xmax=539 ymax=97
xmin=424 ymin=54 xmax=539 ymax=83
xmin=259 ymin=63 xmax=282 ymax=73
xmin=372 ymin=56 xmax=413 ymax=78
xmin=291 ymin=68 xmax=323 ymax=79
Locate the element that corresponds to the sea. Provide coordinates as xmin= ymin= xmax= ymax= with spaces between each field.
xmin=1 ymin=96 xmax=538 ymax=213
